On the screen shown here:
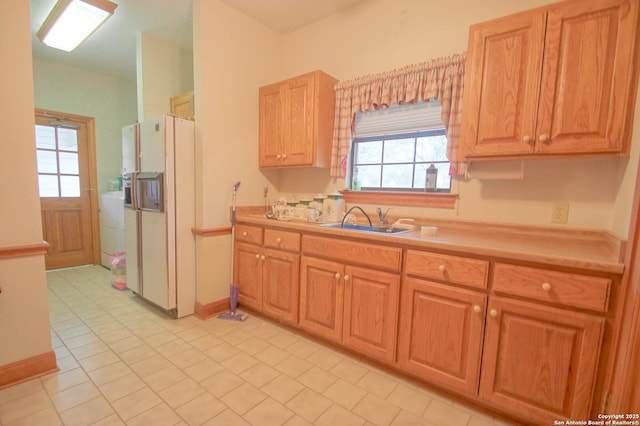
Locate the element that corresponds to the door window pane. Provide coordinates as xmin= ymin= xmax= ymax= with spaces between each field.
xmin=60 ymin=176 xmax=80 ymax=197
xmin=38 ymin=175 xmax=59 ymax=197
xmin=35 ymin=125 xmax=56 ymax=149
xmin=59 ymin=152 xmax=79 ymax=174
xmin=37 ymin=150 xmax=58 ymax=173
xmin=58 ymin=128 xmax=78 ymax=151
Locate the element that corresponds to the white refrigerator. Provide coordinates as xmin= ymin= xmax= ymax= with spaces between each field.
xmin=123 ymin=115 xmax=195 ymax=318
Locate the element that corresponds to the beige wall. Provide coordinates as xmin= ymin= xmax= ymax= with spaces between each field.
xmin=0 ymin=1 xmax=52 ymax=366
xmin=193 ymin=0 xmax=280 ymax=303
xmin=137 ymin=33 xmax=194 ymax=121
xmin=33 ymin=58 xmax=137 ymax=193
xmin=273 ymin=0 xmax=639 ymax=236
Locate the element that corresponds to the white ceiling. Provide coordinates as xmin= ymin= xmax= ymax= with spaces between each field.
xmin=30 ymin=0 xmax=367 ymax=81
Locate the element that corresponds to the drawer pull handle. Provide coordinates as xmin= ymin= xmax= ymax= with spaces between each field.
xmin=523 ymin=135 xmax=532 ymax=143
xmin=335 ymin=273 xmax=341 ymax=280
xmin=542 ymin=282 xmax=552 ymax=292
xmin=490 ymin=309 xmax=498 ymax=318
xmin=473 ymin=305 xmax=481 ymax=314
xmin=344 ymin=275 xmax=350 ymax=282
xmin=438 ymin=265 xmax=446 ymax=273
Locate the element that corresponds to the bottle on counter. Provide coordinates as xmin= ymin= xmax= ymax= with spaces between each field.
xmin=352 ymin=168 xmax=361 ymax=191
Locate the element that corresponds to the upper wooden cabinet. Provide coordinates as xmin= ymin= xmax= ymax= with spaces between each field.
xmin=461 ymin=0 xmax=640 ymax=159
xmin=259 ymin=70 xmax=338 ymax=168
xmin=170 ymin=91 xmax=195 ymax=121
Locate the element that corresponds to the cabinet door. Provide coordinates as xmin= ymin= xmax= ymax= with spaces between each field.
xmin=342 ymin=265 xmax=400 ymax=363
xmin=299 ymin=257 xmax=344 ymax=342
xmin=234 ymin=242 xmax=263 ymax=310
xmin=480 ymin=296 xmax=604 ymax=424
xmin=397 ymin=278 xmax=487 ymax=395
xmin=462 ymin=11 xmax=546 ymax=157
xmin=263 ymin=248 xmax=300 ymax=324
xmin=259 ymin=84 xmax=284 ymax=167
xmin=283 ymin=75 xmax=315 ymax=166
xmin=535 ymin=0 xmax=639 ymax=154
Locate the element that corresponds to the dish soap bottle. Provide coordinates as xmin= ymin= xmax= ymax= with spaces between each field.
xmin=352 ymin=168 xmax=361 ymax=191
xmin=425 ymin=164 xmax=438 ymax=192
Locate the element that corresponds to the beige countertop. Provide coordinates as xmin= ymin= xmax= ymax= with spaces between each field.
xmin=236 ymin=211 xmax=625 ymax=275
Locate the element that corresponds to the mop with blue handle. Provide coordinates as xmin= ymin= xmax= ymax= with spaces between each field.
xmin=218 ymin=181 xmax=247 ymax=321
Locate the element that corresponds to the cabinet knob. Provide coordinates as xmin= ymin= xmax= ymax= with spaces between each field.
xmin=242 ymin=231 xmax=248 ymax=237
xmin=490 ymin=309 xmax=498 ymax=318
xmin=539 ymin=134 xmax=550 ymax=143
xmin=282 ymin=154 xmax=287 ymax=159
xmin=255 ymin=254 xmax=260 ymax=259
xmin=473 ymin=305 xmax=481 ymax=314
xmin=438 ymin=264 xmax=446 ymax=273
xmin=277 ymin=154 xmax=282 ymax=159
xmin=335 ymin=273 xmax=341 ymax=280
xmin=344 ymin=275 xmax=350 ymax=282
xmin=523 ymin=135 xmax=533 ymax=143
xmin=261 ymin=255 xmax=265 ymax=261
xmin=542 ymin=282 xmax=552 ymax=292
xmin=276 ymin=237 xmax=282 ymax=244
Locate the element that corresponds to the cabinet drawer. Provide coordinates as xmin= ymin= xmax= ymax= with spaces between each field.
xmin=235 ymin=224 xmax=263 ymax=245
xmin=405 ymin=250 xmax=489 ymax=289
xmin=493 ymin=263 xmax=611 ymax=312
xmin=264 ymin=229 xmax=300 ymax=251
xmin=302 ymin=235 xmax=402 ymax=272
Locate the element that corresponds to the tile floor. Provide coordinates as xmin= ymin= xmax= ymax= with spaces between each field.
xmin=0 ymin=266 xmax=521 ymax=426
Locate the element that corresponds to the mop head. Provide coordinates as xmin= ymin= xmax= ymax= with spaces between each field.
xmin=217 ymin=311 xmax=248 ymax=321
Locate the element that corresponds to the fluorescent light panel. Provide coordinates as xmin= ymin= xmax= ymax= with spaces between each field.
xmin=37 ymin=0 xmax=118 ymax=52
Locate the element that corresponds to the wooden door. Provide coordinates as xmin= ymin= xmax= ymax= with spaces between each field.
xmin=480 ymin=296 xmax=604 ymax=424
xmin=461 ymin=11 xmax=545 ymax=158
xmin=35 ymin=110 xmax=99 ymax=270
xmin=263 ymin=248 xmax=300 ymax=324
xmin=170 ymin=91 xmax=195 ymax=120
xmin=283 ymin=74 xmax=314 ymax=166
xmin=234 ymin=242 xmax=263 ymax=310
xmin=535 ymin=0 xmax=639 ymax=155
xmin=299 ymin=256 xmax=344 ymax=342
xmin=342 ymin=265 xmax=400 ymax=363
xmin=397 ymin=278 xmax=487 ymax=395
xmin=258 ymin=84 xmax=284 ymax=167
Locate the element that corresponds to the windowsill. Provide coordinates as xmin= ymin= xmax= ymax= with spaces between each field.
xmin=341 ymin=190 xmax=457 ymax=208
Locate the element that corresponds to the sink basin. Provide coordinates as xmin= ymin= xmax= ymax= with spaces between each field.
xmin=319 ymin=223 xmax=412 ymax=234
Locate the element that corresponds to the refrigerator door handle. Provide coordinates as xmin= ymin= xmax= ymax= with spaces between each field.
xmin=131 ymin=171 xmax=139 ymax=211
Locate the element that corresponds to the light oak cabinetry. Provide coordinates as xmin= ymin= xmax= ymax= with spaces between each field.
xmin=234 ymin=225 xmax=300 ymax=324
xmin=259 ymin=70 xmax=338 ymax=169
xmin=480 ymin=296 xmax=604 ymax=424
xmin=462 ymin=0 xmax=640 ymax=159
xmin=398 ymin=250 xmax=489 ymax=395
xmin=299 ymin=235 xmax=401 ymax=362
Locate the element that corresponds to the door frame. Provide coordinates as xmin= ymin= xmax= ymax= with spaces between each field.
xmin=35 ymin=108 xmax=101 ymax=267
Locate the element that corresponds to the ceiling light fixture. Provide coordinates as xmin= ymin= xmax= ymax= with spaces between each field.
xmin=37 ymin=0 xmax=118 ymax=52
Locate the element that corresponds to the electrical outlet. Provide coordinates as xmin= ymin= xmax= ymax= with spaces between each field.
xmin=551 ymin=202 xmax=569 ymax=224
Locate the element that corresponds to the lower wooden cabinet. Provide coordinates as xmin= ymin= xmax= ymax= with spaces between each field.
xmin=235 ymin=241 xmax=263 ymax=310
xmin=397 ymin=278 xmax=487 ymax=395
xmin=262 ymin=248 xmax=300 ymax=323
xmin=299 ymin=256 xmax=400 ymax=362
xmin=479 ymin=296 xmax=604 ymax=424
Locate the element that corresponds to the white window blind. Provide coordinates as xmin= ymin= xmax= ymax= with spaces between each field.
xmin=354 ymin=100 xmax=444 ymax=137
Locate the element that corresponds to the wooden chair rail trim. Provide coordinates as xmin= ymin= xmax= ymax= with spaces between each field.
xmin=191 ymin=227 xmax=231 ymax=237
xmin=0 ymin=241 xmax=49 ymax=260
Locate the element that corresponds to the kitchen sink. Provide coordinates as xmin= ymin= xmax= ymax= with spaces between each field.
xmin=319 ymin=223 xmax=412 ymax=234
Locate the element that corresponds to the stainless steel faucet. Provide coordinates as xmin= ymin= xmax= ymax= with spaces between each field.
xmin=376 ymin=207 xmax=390 ymax=225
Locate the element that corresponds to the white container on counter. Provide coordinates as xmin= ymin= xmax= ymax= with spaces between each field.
xmin=323 ymin=191 xmax=345 ymax=222
xmin=310 ymin=194 xmax=326 ymax=215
